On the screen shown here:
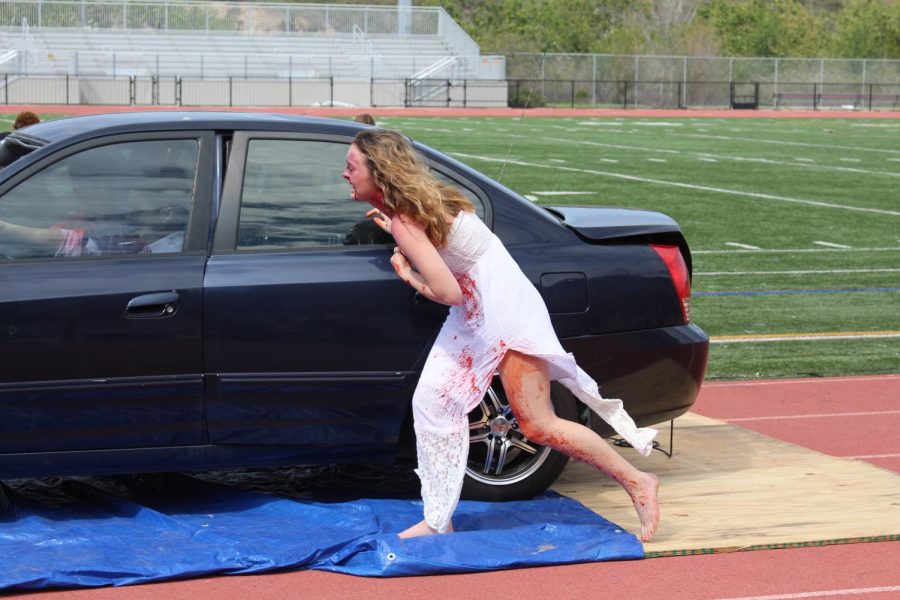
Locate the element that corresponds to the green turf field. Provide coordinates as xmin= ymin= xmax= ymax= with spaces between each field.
xmin=5 ymin=112 xmax=899 ymax=380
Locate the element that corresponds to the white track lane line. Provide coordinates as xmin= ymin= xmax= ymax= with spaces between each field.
xmin=704 ymin=375 xmax=900 ymax=387
xmin=846 ymin=453 xmax=900 ymax=459
xmin=726 ymin=410 xmax=900 ymax=422
xmin=718 ymin=585 xmax=900 ymax=600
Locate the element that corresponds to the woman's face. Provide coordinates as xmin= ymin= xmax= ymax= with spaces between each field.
xmin=343 ymin=144 xmax=379 ymax=205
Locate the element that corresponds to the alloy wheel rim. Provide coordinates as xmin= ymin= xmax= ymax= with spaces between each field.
xmin=466 ymin=384 xmax=552 ymax=485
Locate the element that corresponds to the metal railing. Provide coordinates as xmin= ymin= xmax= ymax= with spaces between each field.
xmin=1 ymin=1 xmax=438 ymax=34
xmin=0 ymin=48 xmax=497 ymax=80
xmin=2 ymin=73 xmax=898 ymax=110
xmin=0 ymin=73 xmax=510 ymax=108
xmin=0 ymin=0 xmax=481 ymax=58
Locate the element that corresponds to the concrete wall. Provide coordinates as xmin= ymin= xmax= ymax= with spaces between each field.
xmin=0 ymin=74 xmax=509 ymax=107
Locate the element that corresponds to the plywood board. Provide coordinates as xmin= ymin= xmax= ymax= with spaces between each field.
xmin=551 ymin=412 xmax=900 ymax=556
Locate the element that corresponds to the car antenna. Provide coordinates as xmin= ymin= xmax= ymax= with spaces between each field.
xmin=498 ymin=52 xmax=546 ymax=185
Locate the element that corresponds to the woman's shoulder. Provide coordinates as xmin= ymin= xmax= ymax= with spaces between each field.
xmin=391 ymin=215 xmax=429 ymax=244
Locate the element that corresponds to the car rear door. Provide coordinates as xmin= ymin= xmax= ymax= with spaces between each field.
xmin=0 ymin=133 xmax=214 ymax=455
xmin=202 ymin=132 xmax=448 ymax=461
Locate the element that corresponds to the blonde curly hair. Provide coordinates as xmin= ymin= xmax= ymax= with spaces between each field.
xmin=352 ymin=129 xmax=474 ymax=247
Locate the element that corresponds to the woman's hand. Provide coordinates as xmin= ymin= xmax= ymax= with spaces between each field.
xmin=366 ymin=208 xmax=392 ymax=234
xmin=390 ymin=247 xmax=414 ymax=280
xmin=389 ymin=218 xmax=463 ymax=306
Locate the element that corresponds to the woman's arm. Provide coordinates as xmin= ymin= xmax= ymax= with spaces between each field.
xmin=0 ymin=219 xmax=65 ymax=250
xmin=389 ymin=217 xmax=462 ymax=306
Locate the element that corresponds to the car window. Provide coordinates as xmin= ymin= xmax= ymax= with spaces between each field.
xmin=237 ymin=139 xmax=485 ymax=251
xmin=238 ymin=139 xmax=363 ymax=250
xmin=433 ymin=169 xmax=485 ymax=221
xmin=0 ymin=139 xmax=198 ymax=259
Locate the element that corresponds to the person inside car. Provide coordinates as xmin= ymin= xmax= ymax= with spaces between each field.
xmin=343 ymin=129 xmax=661 ymax=542
xmin=0 ymin=152 xmax=188 ymax=257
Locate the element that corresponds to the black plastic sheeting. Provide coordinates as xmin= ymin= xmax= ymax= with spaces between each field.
xmin=0 ymin=467 xmax=643 ymax=590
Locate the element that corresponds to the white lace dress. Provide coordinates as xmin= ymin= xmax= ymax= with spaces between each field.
xmin=410 ymin=210 xmax=657 ymax=533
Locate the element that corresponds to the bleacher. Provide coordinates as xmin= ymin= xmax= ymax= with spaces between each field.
xmin=0 ymin=1 xmax=503 ymax=81
xmin=0 ymin=28 xmax=485 ymax=80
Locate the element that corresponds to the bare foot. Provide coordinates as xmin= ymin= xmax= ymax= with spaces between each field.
xmin=398 ymin=519 xmax=453 ymax=539
xmin=626 ymin=472 xmax=660 ymax=542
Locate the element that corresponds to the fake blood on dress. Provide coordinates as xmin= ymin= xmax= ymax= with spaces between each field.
xmin=457 ymin=274 xmax=482 ymax=324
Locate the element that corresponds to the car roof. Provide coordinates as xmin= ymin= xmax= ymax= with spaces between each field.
xmin=8 ymin=110 xmax=501 ymax=206
xmin=23 ymin=111 xmax=363 ymax=144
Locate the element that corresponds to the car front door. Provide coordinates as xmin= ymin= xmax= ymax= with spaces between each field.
xmin=0 ymin=134 xmax=214 ymax=457
xmin=203 ymin=133 xmax=451 ymax=462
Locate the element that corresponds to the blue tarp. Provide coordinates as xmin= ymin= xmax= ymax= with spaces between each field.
xmin=0 ymin=473 xmax=642 ymax=590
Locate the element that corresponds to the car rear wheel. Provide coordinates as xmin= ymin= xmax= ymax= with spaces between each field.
xmin=462 ymin=379 xmax=578 ymax=501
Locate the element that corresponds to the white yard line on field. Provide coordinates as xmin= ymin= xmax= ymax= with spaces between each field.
xmin=696 ymin=268 xmax=900 ymax=276
xmin=452 ymin=152 xmax=900 ymax=217
xmin=728 ymin=155 xmax=899 ymax=179
xmin=725 ymin=242 xmax=762 ymax=250
xmin=537 ymin=137 xmax=900 ymax=178
xmin=680 ymin=132 xmax=900 ymax=155
xmin=541 ymin=136 xmax=682 ymax=154
xmin=693 ymin=246 xmax=900 ymax=255
xmin=813 ymin=241 xmax=852 ymax=249
xmin=710 ymin=331 xmax=900 ymax=344
xmin=530 ymin=191 xmax=594 ymax=196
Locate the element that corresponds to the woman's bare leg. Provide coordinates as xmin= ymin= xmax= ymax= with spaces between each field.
xmin=399 ymin=519 xmax=454 ymax=538
xmin=498 ymin=350 xmax=660 ymax=542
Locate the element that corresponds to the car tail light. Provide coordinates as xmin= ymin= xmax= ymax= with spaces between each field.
xmin=651 ymin=244 xmax=691 ymax=324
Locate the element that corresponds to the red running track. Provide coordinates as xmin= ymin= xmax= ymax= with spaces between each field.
xmin=694 ymin=374 xmax=900 ymax=474
xmin=14 ymin=374 xmax=900 ymax=600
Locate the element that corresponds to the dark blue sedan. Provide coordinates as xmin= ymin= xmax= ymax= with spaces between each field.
xmin=0 ymin=112 xmax=707 ymax=500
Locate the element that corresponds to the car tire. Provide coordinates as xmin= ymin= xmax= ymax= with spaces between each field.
xmin=462 ymin=379 xmax=578 ymax=501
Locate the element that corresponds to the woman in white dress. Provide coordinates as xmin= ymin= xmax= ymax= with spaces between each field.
xmin=342 ymin=130 xmax=660 ymax=542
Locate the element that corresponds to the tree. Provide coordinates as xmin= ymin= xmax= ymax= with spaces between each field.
xmin=602 ymin=0 xmax=721 ymax=55
xmin=699 ymin=0 xmax=829 ymax=57
xmin=420 ymin=0 xmax=633 ymax=54
xmin=831 ymin=0 xmax=900 ymax=58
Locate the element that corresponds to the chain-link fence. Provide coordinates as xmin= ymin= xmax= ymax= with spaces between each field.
xmin=504 ymin=53 xmax=899 ymax=109
xmin=509 ymin=53 xmax=900 ymax=88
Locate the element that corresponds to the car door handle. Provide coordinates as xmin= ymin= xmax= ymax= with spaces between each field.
xmin=125 ymin=292 xmax=180 ymax=319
